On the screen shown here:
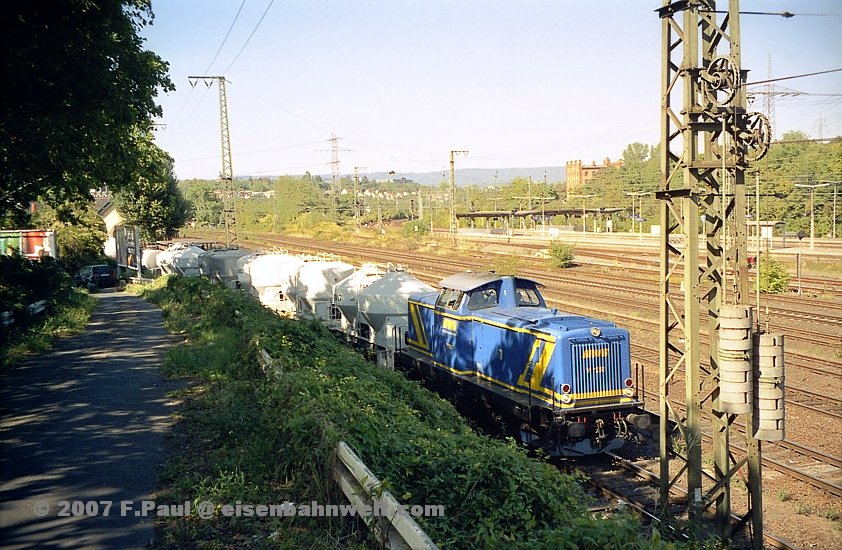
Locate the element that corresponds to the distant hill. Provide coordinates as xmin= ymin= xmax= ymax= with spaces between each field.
xmin=326 ymin=166 xmax=566 ymax=187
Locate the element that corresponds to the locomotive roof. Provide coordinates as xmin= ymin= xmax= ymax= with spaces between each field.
xmin=439 ymin=271 xmax=543 ymax=292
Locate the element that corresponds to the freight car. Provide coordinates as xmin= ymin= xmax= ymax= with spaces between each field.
xmin=401 ymin=271 xmax=649 ymax=456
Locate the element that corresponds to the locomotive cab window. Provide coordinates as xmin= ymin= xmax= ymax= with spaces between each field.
xmin=436 ymin=288 xmax=464 ymax=310
xmin=515 ymin=285 xmax=542 ymax=307
xmin=467 ymin=286 xmax=499 ymax=310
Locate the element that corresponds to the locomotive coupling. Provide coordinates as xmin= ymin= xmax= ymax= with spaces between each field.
xmin=625 ymin=413 xmax=651 ymax=431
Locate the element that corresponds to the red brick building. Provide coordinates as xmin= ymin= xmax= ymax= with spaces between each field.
xmin=565 ymin=158 xmax=623 ymax=199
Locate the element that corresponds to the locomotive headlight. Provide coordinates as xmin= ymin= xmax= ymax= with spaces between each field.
xmin=560 ymin=383 xmax=572 ymax=404
xmin=590 ymin=327 xmax=601 ymax=337
xmin=623 ymin=377 xmax=635 ymax=397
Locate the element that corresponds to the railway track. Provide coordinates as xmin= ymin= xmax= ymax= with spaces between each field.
xmin=574 ymin=450 xmax=799 ymax=549
xmin=639 ymin=388 xmax=842 ymax=499
xmin=183 ymin=230 xmax=840 ymax=546
xmin=566 ymin=452 xmax=798 ymax=550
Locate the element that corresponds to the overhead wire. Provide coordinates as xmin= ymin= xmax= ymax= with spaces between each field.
xmin=745 ymin=68 xmax=842 ymax=87
xmin=203 ymin=0 xmax=247 ymax=75
xmin=222 ymin=0 xmax=275 ymax=75
xmin=163 ymin=0 xmax=248 ymax=132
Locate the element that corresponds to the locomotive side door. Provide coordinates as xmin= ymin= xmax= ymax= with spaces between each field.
xmin=434 ymin=288 xmax=473 ymax=374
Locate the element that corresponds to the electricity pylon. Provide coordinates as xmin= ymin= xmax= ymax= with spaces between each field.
xmin=656 ymin=1 xmax=771 ymax=546
xmin=188 ymin=75 xmax=238 ymax=249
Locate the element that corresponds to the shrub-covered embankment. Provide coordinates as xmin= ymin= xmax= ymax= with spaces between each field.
xmin=0 ymin=254 xmax=94 ymax=367
xmin=139 ymin=276 xmax=679 ymax=549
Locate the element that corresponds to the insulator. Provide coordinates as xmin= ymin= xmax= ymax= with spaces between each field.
xmin=753 ymin=333 xmax=785 ymax=441
xmin=718 ymin=305 xmax=753 ymax=414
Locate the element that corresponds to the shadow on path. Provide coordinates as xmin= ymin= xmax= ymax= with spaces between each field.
xmin=0 ymin=291 xmax=182 ymax=549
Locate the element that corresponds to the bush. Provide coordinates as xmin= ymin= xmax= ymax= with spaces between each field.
xmin=402 ymin=219 xmax=430 ymax=238
xmin=1 ymin=253 xmax=94 ymax=366
xmin=548 ymin=241 xmax=575 ymax=268
xmin=758 ymin=254 xmax=790 ymax=294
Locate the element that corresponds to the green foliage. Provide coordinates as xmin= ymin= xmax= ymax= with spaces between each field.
xmin=1 ymin=253 xmax=94 ymax=366
xmin=136 ymin=276 xmax=683 ymax=548
xmin=32 ymin=201 xmax=108 ymax=274
xmin=402 ymin=219 xmax=430 ymax=238
xmin=491 ymin=254 xmax=521 ymax=275
xmin=1 ymin=1 xmax=174 ymax=216
xmin=821 ymin=508 xmax=839 ymax=521
xmin=179 ymin=180 xmax=222 ymax=227
xmin=548 ymin=241 xmax=575 ymax=268
xmin=755 ymin=133 xmax=841 ymax=236
xmin=115 ymin=135 xmax=189 ymax=240
xmin=758 ymin=254 xmax=790 ymax=294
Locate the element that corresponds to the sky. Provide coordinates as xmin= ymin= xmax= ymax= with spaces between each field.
xmin=140 ymin=0 xmax=842 ymax=181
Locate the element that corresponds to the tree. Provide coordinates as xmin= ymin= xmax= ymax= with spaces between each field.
xmin=180 ymin=180 xmax=223 ymax=227
xmin=114 ymin=136 xmax=189 ymax=240
xmin=1 ymin=0 xmax=174 ymax=217
xmin=621 ymin=142 xmax=651 ymax=165
xmin=31 ymin=201 xmax=109 ymax=273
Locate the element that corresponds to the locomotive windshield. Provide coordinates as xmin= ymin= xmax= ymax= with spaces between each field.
xmin=436 ymin=288 xmax=464 ymax=310
xmin=515 ymin=284 xmax=543 ymax=307
xmin=467 ymin=286 xmax=500 ymax=310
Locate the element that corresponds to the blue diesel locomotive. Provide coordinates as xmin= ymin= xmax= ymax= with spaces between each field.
xmin=402 ymin=271 xmax=650 ymax=456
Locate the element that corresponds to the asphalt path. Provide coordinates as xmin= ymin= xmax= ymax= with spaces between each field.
xmin=0 ymin=290 xmax=181 ymax=549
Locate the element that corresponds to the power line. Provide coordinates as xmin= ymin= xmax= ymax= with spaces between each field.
xmin=203 ymin=0 xmax=247 ymax=74
xmin=222 ymin=0 xmax=275 ymax=75
xmin=164 ymin=1 xmax=247 ymax=131
xmin=745 ymin=68 xmax=842 ymax=87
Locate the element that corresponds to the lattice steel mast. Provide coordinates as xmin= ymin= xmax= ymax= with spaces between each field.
xmin=189 ymin=75 xmax=238 ymax=249
xmin=449 ymin=150 xmax=468 ymax=244
xmin=656 ymin=1 xmax=772 ymax=546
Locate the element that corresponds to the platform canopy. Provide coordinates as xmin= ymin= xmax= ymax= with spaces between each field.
xmin=455 ymin=207 xmax=624 ymax=219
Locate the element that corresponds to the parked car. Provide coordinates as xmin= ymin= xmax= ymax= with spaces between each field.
xmin=74 ymin=264 xmax=119 ymax=290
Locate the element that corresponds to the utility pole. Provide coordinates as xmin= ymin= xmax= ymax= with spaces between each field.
xmin=569 ymin=194 xmax=594 ymax=234
xmin=449 ymin=150 xmax=469 ymax=244
xmin=353 ymin=166 xmax=367 ymax=229
xmin=764 ymin=54 xmax=776 ymax=140
xmin=625 ymin=191 xmax=651 ymax=235
xmin=795 ymin=183 xmax=830 ymax=249
xmin=188 ymin=75 xmax=237 ymax=249
xmin=656 ymin=1 xmax=774 ymax=546
xmin=823 ymin=181 xmax=841 ymax=239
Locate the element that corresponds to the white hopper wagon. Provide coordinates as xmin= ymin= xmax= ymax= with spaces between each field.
xmin=236 ymin=252 xmax=263 ymax=291
xmin=157 ymin=243 xmax=205 ymax=277
xmin=332 ymin=263 xmax=385 ymax=338
xmin=248 ymin=253 xmax=302 ymax=315
xmin=356 ymin=270 xmax=435 ymax=364
xmin=199 ymin=249 xmax=251 ymax=289
xmin=141 ymin=249 xmax=161 ymax=276
xmin=292 ymin=257 xmax=355 ymax=327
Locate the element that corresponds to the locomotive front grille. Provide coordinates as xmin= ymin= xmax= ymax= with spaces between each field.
xmin=570 ymin=340 xmax=624 ymax=399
